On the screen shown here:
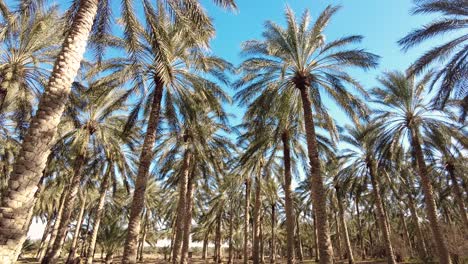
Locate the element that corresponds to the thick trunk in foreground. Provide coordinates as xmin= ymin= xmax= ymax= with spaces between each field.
xmin=446 ymin=162 xmax=468 ymax=229
xmin=313 ymin=211 xmax=319 ymax=262
xmin=171 ymin=150 xmax=192 ymax=264
xmin=252 ymin=174 xmax=261 ymax=264
xmin=336 ymin=192 xmax=354 ymax=264
xmin=243 ymin=178 xmax=251 ymax=264
xmin=410 ymin=129 xmax=451 ymax=264
xmin=43 ymin=153 xmax=87 ymax=264
xmin=282 ymin=131 xmax=295 ymax=264
xmin=66 ymin=193 xmax=87 ymax=264
xmin=122 ymin=81 xmax=164 ymax=264
xmin=368 ymin=160 xmax=397 ymax=264
xmin=181 ymin=169 xmax=195 ymax=264
xmin=298 ymin=84 xmax=333 ymax=264
xmin=86 ymin=170 xmax=111 ymax=264
xmin=0 ymin=1 xmax=98 ymax=262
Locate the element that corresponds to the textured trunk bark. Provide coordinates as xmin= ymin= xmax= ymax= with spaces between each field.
xmin=253 ymin=173 xmax=261 ymax=264
xmin=336 ymin=192 xmax=354 ymax=264
xmin=66 ymin=193 xmax=87 ymax=264
xmin=313 ymin=212 xmax=319 ymax=262
xmin=270 ymin=203 xmax=276 ymax=264
xmin=86 ymin=169 xmax=111 ymax=264
xmin=282 ymin=131 xmax=296 ymax=264
xmin=368 ymin=159 xmax=396 ymax=264
xmin=0 ymin=1 xmax=98 ymax=262
xmin=243 ymin=178 xmax=251 ymax=264
xmin=259 ymin=214 xmax=264 ymax=263
xmin=298 ymin=84 xmax=333 ymax=264
xmin=138 ymin=213 xmax=148 ymax=262
xmin=171 ymin=150 xmax=192 ymax=264
xmin=122 ymin=80 xmax=164 ymax=264
xmin=446 ymin=163 xmax=468 ymax=229
xmin=181 ymin=168 xmax=195 ymax=264
xmin=43 ymin=153 xmax=87 ymax=264
xmin=410 ymin=128 xmax=451 ymax=264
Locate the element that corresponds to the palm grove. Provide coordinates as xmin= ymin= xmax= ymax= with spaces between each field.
xmin=0 ymin=0 xmax=466 ymax=264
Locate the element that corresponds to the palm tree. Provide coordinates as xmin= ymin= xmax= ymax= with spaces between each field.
xmin=116 ymin=4 xmax=232 ymax=262
xmin=42 ymin=77 xmax=132 ymax=263
xmin=235 ymin=6 xmax=378 ymax=263
xmin=340 ymin=123 xmax=397 ymax=264
xmin=372 ymin=71 xmax=453 ymax=264
xmin=398 ymin=0 xmax=468 ymax=118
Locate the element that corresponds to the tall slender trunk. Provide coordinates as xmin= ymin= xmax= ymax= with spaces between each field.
xmin=270 ymin=203 xmax=276 ymax=264
xmin=243 ymin=178 xmax=251 ymax=264
xmin=334 ymin=211 xmax=342 ymax=259
xmin=313 ymin=211 xmax=319 ymax=262
xmin=298 ymin=83 xmax=333 ymax=264
xmin=66 ymin=193 xmax=87 ymax=264
xmin=355 ymin=196 xmax=365 ymax=260
xmin=0 ymin=1 xmax=98 ymax=262
xmin=294 ymin=213 xmax=303 ymax=262
xmin=368 ymin=159 xmax=397 ymax=264
xmin=282 ymin=131 xmax=295 ymax=264
xmin=181 ymin=168 xmax=195 ymax=264
xmin=253 ymin=173 xmax=262 ymax=264
xmin=138 ymin=212 xmax=148 ymax=262
xmin=202 ymin=234 xmax=208 ymax=260
xmin=260 ymin=213 xmax=264 ymax=264
xmin=228 ymin=206 xmax=234 ymax=264
xmin=410 ymin=128 xmax=451 ymax=264
xmin=122 ymin=80 xmax=164 ymax=264
xmin=336 ymin=192 xmax=354 ymax=264
xmin=405 ymin=173 xmax=428 ymax=261
xmin=446 ymin=162 xmax=468 ymax=229
xmin=86 ymin=169 xmax=111 ymax=264
xmin=36 ymin=214 xmax=53 ymax=261
xmin=43 ymin=153 xmax=87 ymax=264
xmin=171 ymin=150 xmax=192 ymax=264
xmin=399 ymin=212 xmax=413 ymax=258
xmin=215 ymin=212 xmax=222 ymax=263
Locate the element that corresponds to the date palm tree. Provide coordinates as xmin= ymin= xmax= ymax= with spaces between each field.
xmin=398 ymin=0 xmax=468 ymax=118
xmin=235 ymin=6 xmax=378 ymax=263
xmin=372 ymin=71 xmax=453 ymax=264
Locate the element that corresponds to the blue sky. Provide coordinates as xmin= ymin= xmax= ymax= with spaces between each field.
xmin=200 ymin=0 xmax=441 ymax=125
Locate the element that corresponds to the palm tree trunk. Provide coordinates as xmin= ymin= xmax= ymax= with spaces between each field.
xmin=405 ymin=173 xmax=428 ymax=261
xmin=334 ymin=211 xmax=342 ymax=259
xmin=337 ymin=193 xmax=354 ymax=264
xmin=294 ymin=213 xmax=303 ymax=262
xmin=298 ymin=84 xmax=333 ymax=264
xmin=260 ymin=214 xmax=264 ymax=263
xmin=66 ymin=193 xmax=87 ymax=264
xmin=243 ymin=178 xmax=251 ymax=264
xmin=399 ymin=212 xmax=413 ymax=258
xmin=0 ymin=1 xmax=98 ymax=262
xmin=368 ymin=159 xmax=397 ymax=264
xmin=355 ymin=196 xmax=365 ymax=260
xmin=122 ymin=80 xmax=164 ymax=264
xmin=85 ymin=169 xmax=111 ymax=264
xmin=313 ymin=211 xmax=319 ymax=262
xmin=446 ymin=162 xmax=468 ymax=229
xmin=181 ymin=169 xmax=195 ymax=264
xmin=171 ymin=150 xmax=192 ymax=264
xmin=202 ymin=234 xmax=208 ymax=260
xmin=228 ymin=207 xmax=234 ymax=264
xmin=253 ymin=173 xmax=262 ymax=264
xmin=270 ymin=203 xmax=276 ymax=264
xmin=215 ymin=212 xmax=222 ymax=263
xmin=43 ymin=153 xmax=87 ymax=264
xmin=281 ymin=131 xmax=296 ymax=264
xmin=36 ymin=214 xmax=53 ymax=261
xmin=138 ymin=212 xmax=148 ymax=262
xmin=410 ymin=128 xmax=452 ymax=264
